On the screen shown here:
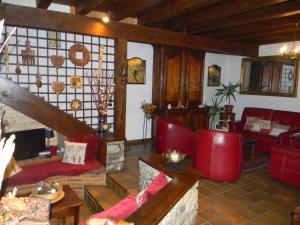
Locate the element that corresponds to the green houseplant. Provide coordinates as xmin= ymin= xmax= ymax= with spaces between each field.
xmin=215 ymin=81 xmax=240 ymax=113
xmin=205 ymin=98 xmax=224 ymax=129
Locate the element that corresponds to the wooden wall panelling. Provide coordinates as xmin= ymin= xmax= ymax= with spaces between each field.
xmin=114 ymin=38 xmax=127 ymax=138
xmin=185 ymin=49 xmax=205 ymax=107
xmin=0 ymin=3 xmax=258 ymax=56
xmin=164 ymin=47 xmax=183 ymax=105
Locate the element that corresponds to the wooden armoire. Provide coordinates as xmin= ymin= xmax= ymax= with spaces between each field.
xmin=152 ymin=45 xmax=209 ymax=130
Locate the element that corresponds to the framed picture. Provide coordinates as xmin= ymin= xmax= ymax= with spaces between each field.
xmin=70 ymin=76 xmax=83 ymax=88
xmin=127 ymin=57 xmax=146 ymax=84
xmin=208 ymin=64 xmax=221 ymax=86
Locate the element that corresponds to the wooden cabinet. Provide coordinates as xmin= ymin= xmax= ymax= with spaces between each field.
xmin=153 ymin=46 xmax=205 ymax=109
xmin=161 ymin=107 xmax=209 ymax=131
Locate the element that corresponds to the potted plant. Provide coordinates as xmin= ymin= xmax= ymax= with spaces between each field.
xmin=215 ymin=81 xmax=240 ymax=113
xmin=205 ymin=98 xmax=224 ymax=129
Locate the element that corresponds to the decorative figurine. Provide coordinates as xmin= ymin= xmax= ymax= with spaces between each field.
xmin=36 ymin=73 xmax=42 ymax=88
xmin=21 ymin=39 xmax=35 ymax=65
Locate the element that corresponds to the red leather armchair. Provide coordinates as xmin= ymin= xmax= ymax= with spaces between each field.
xmin=193 ymin=130 xmax=243 ymax=182
xmin=269 ymin=146 xmax=300 ymax=188
xmin=155 ymin=117 xmax=194 ymax=157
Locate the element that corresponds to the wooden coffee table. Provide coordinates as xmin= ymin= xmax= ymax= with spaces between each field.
xmin=51 ymin=185 xmax=82 ymax=225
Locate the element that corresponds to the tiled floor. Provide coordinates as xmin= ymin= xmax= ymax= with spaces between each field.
xmin=78 ymin=142 xmax=299 ymax=225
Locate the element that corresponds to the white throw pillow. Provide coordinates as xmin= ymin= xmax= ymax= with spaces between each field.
xmin=63 ymin=141 xmax=87 ymax=165
xmin=269 ymin=127 xmax=289 ymax=137
xmin=244 ymin=116 xmax=261 ymax=131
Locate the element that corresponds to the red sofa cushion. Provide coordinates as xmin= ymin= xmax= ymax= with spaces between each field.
xmin=67 ymin=135 xmax=99 ymax=162
xmin=241 ymin=107 xmax=274 ymax=123
xmin=272 ymin=110 xmax=300 ymax=129
xmin=7 ymin=160 xmax=104 ymax=186
xmin=138 ymin=172 xmax=168 ymax=205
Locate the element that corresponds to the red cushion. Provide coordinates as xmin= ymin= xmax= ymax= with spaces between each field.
xmin=7 ymin=160 xmax=104 ymax=186
xmin=143 ymin=172 xmax=168 ymax=200
xmin=68 ymin=135 xmax=99 ymax=162
xmin=91 ymin=195 xmax=138 ymax=220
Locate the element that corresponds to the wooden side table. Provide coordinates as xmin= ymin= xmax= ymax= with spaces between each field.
xmin=51 ymin=185 xmax=82 ymax=225
xmin=220 ymin=112 xmax=235 ymax=122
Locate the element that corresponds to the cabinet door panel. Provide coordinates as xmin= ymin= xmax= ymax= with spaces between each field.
xmin=165 ymin=48 xmax=183 ymax=104
xmin=186 ymin=50 xmax=204 ymax=106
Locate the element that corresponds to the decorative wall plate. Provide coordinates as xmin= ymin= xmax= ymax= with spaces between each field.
xmin=68 ymin=44 xmax=90 ymax=66
xmin=70 ymin=99 xmax=82 ymax=111
xmin=70 ymin=76 xmax=83 ymax=88
xmin=51 ymin=81 xmax=65 ymax=95
xmin=50 ymin=55 xmax=64 ymax=69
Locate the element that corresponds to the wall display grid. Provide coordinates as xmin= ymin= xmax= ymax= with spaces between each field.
xmin=0 ymin=25 xmax=115 ymax=130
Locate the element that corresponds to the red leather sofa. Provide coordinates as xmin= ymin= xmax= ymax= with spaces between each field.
xmin=193 ymin=130 xmax=243 ymax=182
xmin=269 ymin=146 xmax=300 ymax=188
xmin=155 ymin=117 xmax=194 ymax=157
xmin=230 ymin=107 xmax=300 ymax=152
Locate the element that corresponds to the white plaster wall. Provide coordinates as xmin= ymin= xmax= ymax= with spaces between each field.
xmin=126 ymin=42 xmax=153 ymax=141
xmin=203 ymin=41 xmax=300 ymax=120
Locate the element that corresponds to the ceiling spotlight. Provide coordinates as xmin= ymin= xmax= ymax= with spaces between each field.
xmin=102 ymin=15 xmax=110 ymax=23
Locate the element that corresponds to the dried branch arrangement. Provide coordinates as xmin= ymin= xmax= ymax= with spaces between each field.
xmin=88 ymin=70 xmax=114 ymax=117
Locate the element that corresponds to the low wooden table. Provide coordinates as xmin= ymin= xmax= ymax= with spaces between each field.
xmin=244 ymin=139 xmax=257 ymax=160
xmin=51 ymin=185 xmax=82 ymax=225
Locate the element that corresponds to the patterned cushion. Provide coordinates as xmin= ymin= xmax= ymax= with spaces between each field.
xmin=269 ymin=122 xmax=290 ymax=137
xmin=259 ymin=119 xmax=272 ymax=134
xmin=244 ymin=117 xmax=261 ymax=131
xmin=63 ymin=141 xmax=87 ymax=165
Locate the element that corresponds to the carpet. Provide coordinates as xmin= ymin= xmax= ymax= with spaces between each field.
xmin=242 ymin=151 xmax=270 ymax=171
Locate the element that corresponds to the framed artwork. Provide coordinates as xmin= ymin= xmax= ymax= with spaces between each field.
xmin=127 ymin=57 xmax=146 ymax=84
xmin=208 ymin=64 xmax=221 ymax=86
xmin=70 ymin=76 xmax=83 ymax=88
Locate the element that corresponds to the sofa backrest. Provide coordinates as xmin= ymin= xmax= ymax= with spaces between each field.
xmin=272 ymin=110 xmax=300 ymax=129
xmin=241 ymin=107 xmax=274 ymax=122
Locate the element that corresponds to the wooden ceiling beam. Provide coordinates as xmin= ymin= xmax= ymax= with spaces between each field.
xmin=223 ymin=24 xmax=296 ymax=41
xmin=187 ymin=0 xmax=300 ymax=34
xmin=138 ymin=0 xmax=220 ymax=26
xmin=111 ymin=0 xmax=163 ymax=20
xmin=0 ymin=3 xmax=258 ymax=56
xmin=76 ymin=0 xmax=106 ymax=15
xmin=159 ymin=0 xmax=287 ymax=31
xmin=246 ymin=32 xmax=300 ymax=45
xmin=36 ymin=0 xmax=53 ymax=9
xmin=198 ymin=14 xmax=300 ymax=38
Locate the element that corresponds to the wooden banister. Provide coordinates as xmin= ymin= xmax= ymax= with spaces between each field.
xmin=0 ymin=76 xmax=94 ymax=136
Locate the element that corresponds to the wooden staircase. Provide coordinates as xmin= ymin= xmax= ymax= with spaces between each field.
xmin=0 ymin=76 xmax=94 ymax=136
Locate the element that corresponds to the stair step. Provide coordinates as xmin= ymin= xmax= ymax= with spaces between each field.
xmin=84 ymin=185 xmax=122 ymax=213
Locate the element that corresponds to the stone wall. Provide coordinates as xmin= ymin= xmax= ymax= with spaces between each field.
xmin=138 ymin=160 xmax=199 ymax=225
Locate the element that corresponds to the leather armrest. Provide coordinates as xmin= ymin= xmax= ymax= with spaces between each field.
xmin=278 ymin=129 xmax=300 ymax=148
xmin=272 ymin=146 xmax=300 ymax=158
xmin=229 ymin=121 xmax=244 ymax=133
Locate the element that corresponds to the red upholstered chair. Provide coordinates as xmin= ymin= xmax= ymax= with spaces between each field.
xmin=193 ymin=130 xmax=244 ymax=182
xmin=155 ymin=117 xmax=194 ymax=157
xmin=269 ymin=146 xmax=300 ymax=188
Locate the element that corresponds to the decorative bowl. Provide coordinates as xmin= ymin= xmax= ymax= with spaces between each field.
xmin=165 ymin=150 xmax=185 ymax=163
xmin=32 ymin=182 xmax=64 ymax=203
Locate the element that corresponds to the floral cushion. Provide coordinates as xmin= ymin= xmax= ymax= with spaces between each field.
xmin=244 ymin=117 xmax=261 ymax=132
xmin=62 ymin=141 xmax=87 ymax=165
xmin=269 ymin=122 xmax=290 ymax=137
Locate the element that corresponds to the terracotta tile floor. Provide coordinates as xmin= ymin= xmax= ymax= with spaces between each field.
xmin=76 ymin=142 xmax=299 ymax=225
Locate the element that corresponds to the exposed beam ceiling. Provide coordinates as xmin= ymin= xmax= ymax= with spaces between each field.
xmin=159 ymin=0 xmax=288 ymax=32
xmin=138 ymin=0 xmax=220 ymax=26
xmin=187 ymin=0 xmax=300 ymax=34
xmin=36 ymin=0 xmax=53 ymax=9
xmin=76 ymin=0 xmax=105 ymax=15
xmin=0 ymin=3 xmax=258 ymax=56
